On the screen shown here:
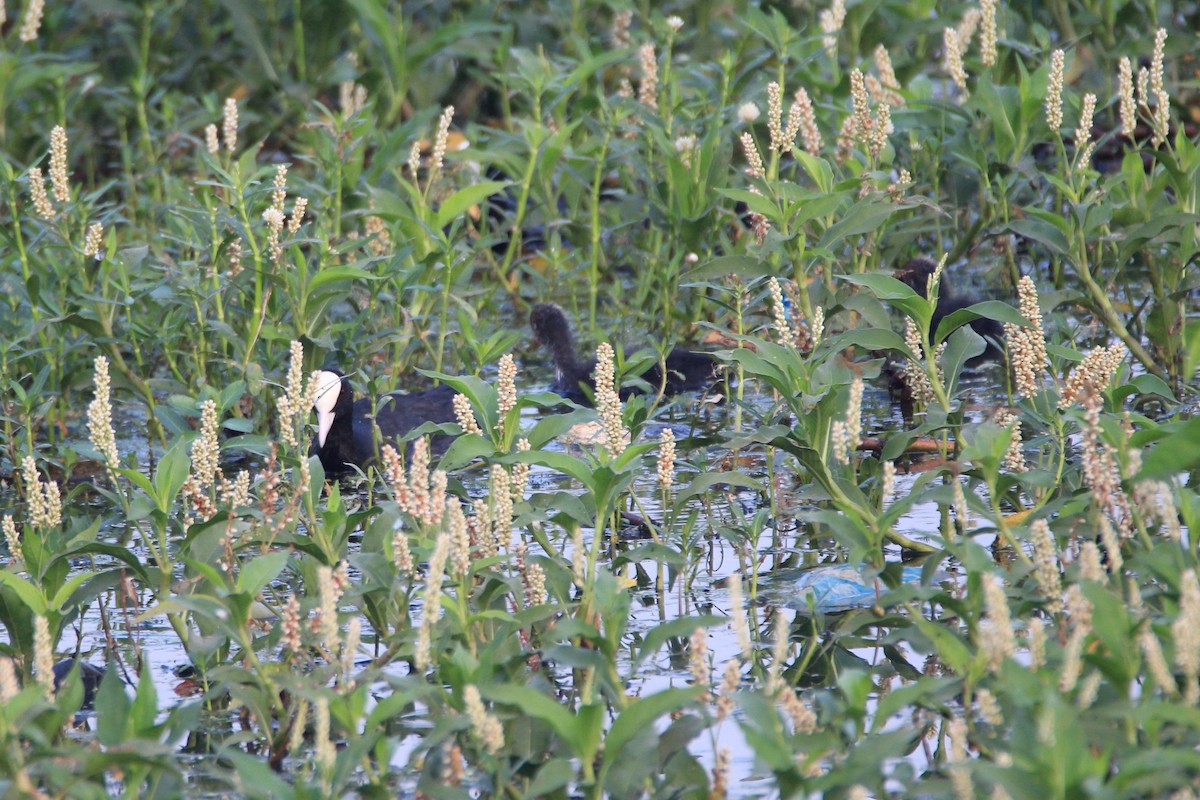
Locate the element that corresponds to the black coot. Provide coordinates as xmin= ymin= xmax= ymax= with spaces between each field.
xmin=311 ymin=369 xmax=458 ymax=475
xmin=529 ymin=303 xmax=717 ymax=404
xmin=895 ymin=258 xmax=1004 ymax=361
xmin=52 ymin=658 xmax=106 ymax=709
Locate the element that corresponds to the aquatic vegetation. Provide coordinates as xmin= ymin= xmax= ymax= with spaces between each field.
xmin=1 ymin=1 xmax=1199 ymax=797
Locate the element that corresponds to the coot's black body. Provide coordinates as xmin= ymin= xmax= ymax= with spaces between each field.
xmin=53 ymin=658 xmax=106 ymax=709
xmin=895 ymin=258 xmax=1004 ymax=362
xmin=311 ymin=369 xmax=458 ymax=475
xmin=529 ymin=303 xmax=717 ymax=405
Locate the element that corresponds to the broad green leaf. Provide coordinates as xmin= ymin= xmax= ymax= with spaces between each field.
xmin=911 ymin=614 xmax=973 ymax=673
xmin=683 ymin=255 xmax=775 ymax=281
xmin=308 ymin=266 xmax=379 ymax=294
xmin=235 ymin=551 xmax=289 ymax=597
xmin=525 ymin=408 xmax=595 ymax=449
xmin=714 ymin=188 xmax=779 ymax=219
xmin=601 ymin=688 xmax=699 ymax=779
xmin=941 ymin=326 xmax=985 ymax=396
xmin=437 ymin=434 xmax=496 ymax=471
xmin=1136 ymin=417 xmax=1200 ymax=480
xmin=629 ymin=615 xmax=722 ymax=672
xmin=819 ymin=200 xmax=897 ymax=246
xmin=1186 ymin=320 xmax=1200 ymax=379
xmin=1007 ymin=215 xmax=1069 ymax=256
xmin=484 ymin=685 xmax=599 ymax=760
xmin=840 ymin=273 xmax=931 ymax=328
xmin=49 ymin=571 xmax=99 ymax=612
xmin=0 ymin=573 xmax=47 ymax=614
xmin=972 ymin=77 xmax=1016 ymax=158
xmin=527 ymin=759 xmax=575 ymax=796
xmin=818 ymin=327 xmax=916 ymax=363
xmin=435 ymin=180 xmax=510 ymax=229
xmin=153 ymin=439 xmax=191 ymax=514
xmin=131 ymin=659 xmax=159 ymax=734
xmin=516 ymin=449 xmax=596 ymax=485
xmin=934 ymin=300 xmax=1027 ymax=342
xmin=676 ymin=471 xmax=764 ymax=502
xmin=96 ymin=663 xmax=132 ymax=745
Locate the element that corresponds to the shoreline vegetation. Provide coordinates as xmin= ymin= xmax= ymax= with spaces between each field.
xmin=1 ymin=1 xmax=1198 ymax=797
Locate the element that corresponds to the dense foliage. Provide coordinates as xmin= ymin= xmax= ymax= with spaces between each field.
xmin=1 ymin=0 xmax=1199 ymax=797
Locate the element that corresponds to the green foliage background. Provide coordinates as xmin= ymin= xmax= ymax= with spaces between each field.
xmin=0 ymin=0 xmax=1198 ymax=798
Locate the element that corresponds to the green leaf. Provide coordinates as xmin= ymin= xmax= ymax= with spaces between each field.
xmin=911 ymin=613 xmax=973 ymax=673
xmin=484 ymin=685 xmax=599 ymax=761
xmin=971 ymin=77 xmax=1016 ymax=158
xmin=1186 ymin=320 xmax=1200 ymax=380
xmin=224 ymin=751 xmax=295 ymax=796
xmin=600 ymin=688 xmax=699 ymax=780
xmin=120 ymin=468 xmax=158 ymax=499
xmin=941 ymin=326 xmax=985 ymax=396
xmin=818 ymin=327 xmax=916 ymax=363
xmin=437 ymin=434 xmax=496 ymax=471
xmin=525 ymin=408 xmax=595 ymax=449
xmin=794 ymin=150 xmax=835 ymax=192
xmin=517 ymin=449 xmax=596 ymax=486
xmin=840 ymin=272 xmax=918 ymax=301
xmin=307 ymin=266 xmax=379 ymax=294
xmin=935 ymin=300 xmax=1026 ymax=342
xmin=218 ymin=0 xmax=278 ymax=81
xmin=1117 ymin=212 xmax=1200 ymax=262
xmin=56 ymin=312 xmax=107 ymax=339
xmin=235 ymin=551 xmax=289 ymax=597
xmin=152 ymin=439 xmax=191 ymax=514
xmin=96 ymin=662 xmax=132 ymax=745
xmin=872 ymin=675 xmax=960 ymax=734
xmin=527 ymin=759 xmax=575 ymax=796
xmin=1136 ymin=417 xmax=1200 ymax=480
xmin=818 ymin=200 xmax=896 ymax=246
xmin=630 ymin=616 xmax=722 ymax=672
xmin=435 ymin=180 xmax=510 ymax=229
xmin=1127 ymin=374 xmax=1176 ymax=402
xmin=131 ymin=659 xmax=159 ymax=734
xmin=1006 ymin=215 xmax=1069 ymax=256
xmin=417 ymin=370 xmax=497 ymax=430
xmin=49 ymin=571 xmax=99 ymax=613
xmin=676 ymin=472 xmax=763 ymax=503
xmin=58 ymin=542 xmax=153 ymax=585
xmin=720 ymin=345 xmax=796 ymax=392
xmin=715 ymin=188 xmax=777 ymax=218
xmin=0 ymin=573 xmax=47 ymax=615
xmin=840 ymin=273 xmax=931 ymax=329
xmin=683 ymin=255 xmax=775 ymax=281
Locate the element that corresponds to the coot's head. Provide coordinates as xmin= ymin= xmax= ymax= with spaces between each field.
xmin=530 ymin=303 xmax=573 ymax=347
xmin=313 ymin=369 xmax=351 ymax=447
xmin=895 ymin=258 xmax=941 ymax=297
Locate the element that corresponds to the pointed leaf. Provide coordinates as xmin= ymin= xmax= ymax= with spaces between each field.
xmin=483 ymin=685 xmax=597 ymax=760
xmin=683 ymin=254 xmax=775 ymax=281
xmin=95 ymin=663 xmax=132 ymax=745
xmin=676 ymin=472 xmax=764 ymax=502
xmin=941 ymin=327 xmax=985 ymax=396
xmin=153 ymin=439 xmax=191 ymax=514
xmin=601 ymin=688 xmax=699 ymax=778
xmin=0 ymin=573 xmax=46 ymax=614
xmin=435 ymin=181 xmax=510 ymax=229
xmin=308 ymin=266 xmax=379 ymax=294
xmin=131 ymin=659 xmax=159 ymax=734
xmin=935 ymin=300 xmax=1026 ymax=342
xmin=235 ymin=551 xmax=289 ymax=597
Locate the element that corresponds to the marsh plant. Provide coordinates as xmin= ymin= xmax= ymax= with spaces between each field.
xmin=1 ymin=0 xmax=1199 ymax=798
